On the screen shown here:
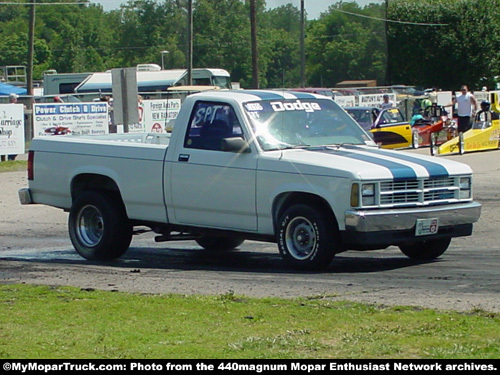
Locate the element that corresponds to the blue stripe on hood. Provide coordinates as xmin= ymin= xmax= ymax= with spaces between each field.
xmin=334 ymin=149 xmax=417 ymax=181
xmin=357 ymin=147 xmax=449 ymax=178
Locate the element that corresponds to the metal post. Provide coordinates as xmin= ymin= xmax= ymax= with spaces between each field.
xmin=26 ymin=0 xmax=36 ymax=143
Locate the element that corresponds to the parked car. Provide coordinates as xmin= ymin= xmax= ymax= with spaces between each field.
xmin=345 ymin=106 xmax=413 ymax=149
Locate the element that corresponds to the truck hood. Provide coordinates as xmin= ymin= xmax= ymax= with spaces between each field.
xmin=268 ymin=145 xmax=472 ymax=181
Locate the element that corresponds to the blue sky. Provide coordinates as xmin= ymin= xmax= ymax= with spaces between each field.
xmin=90 ymin=0 xmax=381 ymax=19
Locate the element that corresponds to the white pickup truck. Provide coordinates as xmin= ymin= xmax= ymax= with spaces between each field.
xmin=19 ymin=90 xmax=481 ymax=270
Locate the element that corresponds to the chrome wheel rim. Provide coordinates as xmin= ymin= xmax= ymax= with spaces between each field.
xmin=412 ymin=132 xmax=419 ymax=149
xmin=285 ymin=216 xmax=317 ymax=260
xmin=76 ymin=205 xmax=104 ymax=247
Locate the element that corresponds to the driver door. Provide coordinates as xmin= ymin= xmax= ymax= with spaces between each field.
xmin=169 ymin=101 xmax=258 ymax=231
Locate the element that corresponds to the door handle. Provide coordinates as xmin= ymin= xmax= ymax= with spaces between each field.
xmin=178 ymin=154 xmax=190 ymax=162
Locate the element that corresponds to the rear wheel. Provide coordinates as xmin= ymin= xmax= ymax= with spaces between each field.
xmin=277 ymin=204 xmax=337 ymax=271
xmin=69 ymin=190 xmax=132 ymax=260
xmin=399 ymin=238 xmax=451 ymax=260
xmin=196 ymin=236 xmax=244 ymax=251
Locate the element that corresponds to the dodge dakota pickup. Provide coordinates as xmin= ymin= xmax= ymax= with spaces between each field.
xmin=19 ymin=90 xmax=481 ymax=270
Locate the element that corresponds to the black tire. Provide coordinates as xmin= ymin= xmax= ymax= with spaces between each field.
xmin=69 ymin=190 xmax=132 ymax=260
xmin=411 ymin=129 xmax=419 ymax=149
xmin=277 ymin=204 xmax=337 ymax=271
xmin=458 ymin=132 xmax=465 ymax=155
xmin=399 ymin=237 xmax=451 ymax=260
xmin=195 ymin=236 xmax=244 ymax=251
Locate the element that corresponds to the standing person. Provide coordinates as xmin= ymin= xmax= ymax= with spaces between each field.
xmin=380 ymin=94 xmax=395 ymax=109
xmin=453 ymin=85 xmax=477 ymax=133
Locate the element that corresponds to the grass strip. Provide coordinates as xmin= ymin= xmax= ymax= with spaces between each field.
xmin=0 ymin=160 xmax=27 ymax=173
xmin=0 ymin=284 xmax=498 ymax=359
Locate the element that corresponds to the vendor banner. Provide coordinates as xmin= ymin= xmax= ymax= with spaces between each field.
xmin=129 ymin=98 xmax=182 ymax=133
xmin=0 ymin=104 xmax=25 ymax=156
xmin=333 ymin=95 xmax=356 ymax=108
xmin=33 ymin=103 xmax=109 ymax=137
xmin=359 ymin=93 xmax=397 ymax=107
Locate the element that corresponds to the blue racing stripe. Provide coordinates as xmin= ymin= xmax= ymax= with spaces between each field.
xmin=243 ymin=91 xmax=287 ymax=100
xmin=358 ymin=147 xmax=449 ymax=178
xmin=288 ymin=91 xmax=318 ymax=99
xmin=336 ymin=150 xmax=417 ymax=181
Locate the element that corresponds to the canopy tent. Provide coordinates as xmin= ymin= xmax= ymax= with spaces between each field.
xmin=0 ymin=82 xmax=27 ymax=95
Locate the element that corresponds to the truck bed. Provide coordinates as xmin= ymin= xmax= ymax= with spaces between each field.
xmin=28 ymin=133 xmax=171 ymax=224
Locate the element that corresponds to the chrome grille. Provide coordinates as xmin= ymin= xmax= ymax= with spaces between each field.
xmin=379 ymin=177 xmax=458 ymax=207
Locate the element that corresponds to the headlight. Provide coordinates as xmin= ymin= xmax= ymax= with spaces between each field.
xmin=361 ymin=183 xmax=375 ymax=206
xmin=459 ymin=177 xmax=471 ymax=199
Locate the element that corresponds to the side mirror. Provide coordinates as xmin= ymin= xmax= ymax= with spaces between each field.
xmin=221 ymin=137 xmax=251 ymax=153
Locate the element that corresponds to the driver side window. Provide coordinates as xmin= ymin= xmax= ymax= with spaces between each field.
xmin=184 ymin=101 xmax=244 ymax=151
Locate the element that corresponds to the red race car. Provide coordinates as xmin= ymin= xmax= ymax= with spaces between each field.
xmin=410 ymin=104 xmax=457 ymax=148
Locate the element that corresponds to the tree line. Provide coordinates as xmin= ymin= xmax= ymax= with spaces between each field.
xmin=0 ymin=0 xmax=498 ymax=91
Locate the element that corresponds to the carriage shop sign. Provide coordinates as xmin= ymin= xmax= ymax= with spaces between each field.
xmin=33 ymin=103 xmax=109 ymax=137
xmin=0 ymin=104 xmax=24 ymax=156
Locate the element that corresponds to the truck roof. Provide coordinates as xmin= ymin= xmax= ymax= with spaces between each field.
xmin=188 ymin=89 xmax=329 ymax=104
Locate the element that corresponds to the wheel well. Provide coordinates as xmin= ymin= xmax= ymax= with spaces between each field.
xmin=71 ymin=174 xmax=123 ymax=204
xmin=273 ymin=192 xmax=338 ymax=232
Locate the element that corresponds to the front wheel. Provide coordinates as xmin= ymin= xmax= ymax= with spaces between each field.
xmin=399 ymin=238 xmax=451 ymax=260
xmin=277 ymin=204 xmax=337 ymax=271
xmin=411 ymin=129 xmax=420 ymax=149
xmin=69 ymin=190 xmax=132 ymax=260
xmin=458 ymin=132 xmax=465 ymax=155
xmin=430 ymin=133 xmax=438 ymax=156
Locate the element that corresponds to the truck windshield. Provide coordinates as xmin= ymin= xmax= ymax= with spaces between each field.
xmin=244 ymin=98 xmax=375 ymax=151
xmin=212 ymin=76 xmax=232 ymax=89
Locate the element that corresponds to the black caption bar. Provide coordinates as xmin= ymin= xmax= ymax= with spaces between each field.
xmin=1 ymin=360 xmax=498 ymax=374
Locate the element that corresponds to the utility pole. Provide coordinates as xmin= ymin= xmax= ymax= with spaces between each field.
xmin=385 ymin=0 xmax=391 ymax=85
xmin=250 ymin=0 xmax=259 ymax=89
xmin=300 ymin=0 xmax=305 ymax=88
xmin=187 ymin=0 xmax=193 ymax=85
xmin=27 ymin=0 xmax=36 ymax=96
xmin=26 ymin=0 xmax=36 ymax=143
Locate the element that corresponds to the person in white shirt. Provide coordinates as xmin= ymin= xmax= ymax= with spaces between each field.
xmin=452 ymin=85 xmax=477 ymax=133
xmin=380 ymin=94 xmax=395 ymax=109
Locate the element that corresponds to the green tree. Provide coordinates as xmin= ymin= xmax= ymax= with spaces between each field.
xmin=388 ymin=0 xmax=500 ymax=90
xmin=306 ymin=1 xmax=386 ymax=87
xmin=260 ymin=4 xmax=301 ymax=88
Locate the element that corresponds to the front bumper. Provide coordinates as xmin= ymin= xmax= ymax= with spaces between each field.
xmin=343 ymin=201 xmax=481 ymax=248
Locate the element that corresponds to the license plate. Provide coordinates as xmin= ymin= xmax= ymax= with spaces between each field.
xmin=415 ymin=218 xmax=439 ymax=236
